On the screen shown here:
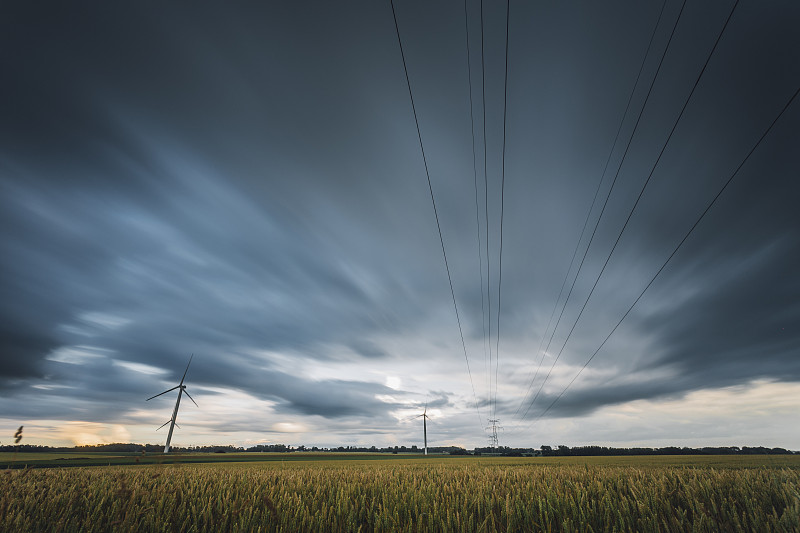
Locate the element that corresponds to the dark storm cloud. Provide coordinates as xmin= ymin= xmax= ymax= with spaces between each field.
xmin=1 ymin=0 xmax=441 ymax=410
xmin=641 ymin=224 xmax=800 ymax=381
xmin=492 ymin=1 xmax=800 ymax=419
xmin=0 ymin=163 xmax=420 ymax=414
xmin=500 ymin=119 xmax=800 ymax=421
xmin=1 ymin=0 xmax=799 ymax=443
xmin=424 ymin=392 xmax=452 ymax=410
xmin=3 ymin=348 xmax=404 ymax=422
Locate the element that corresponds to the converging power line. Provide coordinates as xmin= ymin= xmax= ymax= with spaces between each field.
xmin=525 ymin=84 xmax=799 ymax=428
xmin=390 ymin=0 xmax=485 ymax=431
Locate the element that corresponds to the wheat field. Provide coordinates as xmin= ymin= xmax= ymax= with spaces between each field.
xmin=2 ymin=457 xmax=799 ymax=532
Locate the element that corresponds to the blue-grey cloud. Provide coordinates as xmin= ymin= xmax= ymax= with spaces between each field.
xmin=1 ymin=0 xmax=799 ymax=446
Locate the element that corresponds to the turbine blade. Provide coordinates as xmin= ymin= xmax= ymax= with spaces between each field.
xmin=157 ymin=420 xmax=171 ymax=430
xmin=183 ymin=389 xmax=199 ymax=407
xmin=179 ymin=354 xmax=193 ymax=386
xmin=174 ymin=423 xmax=181 ymax=430
xmin=146 ymin=385 xmax=180 ymax=401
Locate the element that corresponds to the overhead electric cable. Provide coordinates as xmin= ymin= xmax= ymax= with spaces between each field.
xmin=464 ymin=0 xmax=490 ymax=421
xmin=522 ymin=0 xmax=739 ymax=422
xmin=390 ymin=0 xmax=484 ymax=429
xmin=527 ymin=84 xmax=800 ymax=426
xmin=519 ymin=0 xmax=688 ymax=422
xmin=480 ymin=0 xmax=493 ymax=417
xmin=494 ymin=0 xmax=510 ymax=421
xmin=512 ymin=0 xmax=669 ymax=421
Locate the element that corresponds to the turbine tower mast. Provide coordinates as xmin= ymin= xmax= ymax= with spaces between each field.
xmin=146 ymin=355 xmax=198 ymax=453
xmin=423 ymin=408 xmax=428 ymax=456
xmin=414 ymin=403 xmax=431 ymax=455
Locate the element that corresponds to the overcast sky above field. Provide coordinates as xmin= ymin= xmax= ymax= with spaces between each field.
xmin=2 ymin=1 xmax=799 ymax=450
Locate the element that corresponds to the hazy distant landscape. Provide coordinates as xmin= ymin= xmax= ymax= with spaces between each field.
xmin=2 ymin=442 xmax=797 ymax=468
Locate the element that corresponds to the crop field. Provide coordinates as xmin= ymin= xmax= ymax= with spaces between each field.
xmin=0 ymin=451 xmax=405 ymax=469
xmin=2 ymin=455 xmax=799 ymax=532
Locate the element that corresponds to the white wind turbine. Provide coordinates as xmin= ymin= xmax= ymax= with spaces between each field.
xmin=146 ymin=355 xmax=198 ymax=453
xmin=414 ymin=403 xmax=431 ymax=456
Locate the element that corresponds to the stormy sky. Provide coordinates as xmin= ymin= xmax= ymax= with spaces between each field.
xmin=2 ymin=1 xmax=799 ymax=450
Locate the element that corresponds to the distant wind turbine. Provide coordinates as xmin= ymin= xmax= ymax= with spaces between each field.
xmin=146 ymin=355 xmax=197 ymax=453
xmin=414 ymin=403 xmax=431 ymax=456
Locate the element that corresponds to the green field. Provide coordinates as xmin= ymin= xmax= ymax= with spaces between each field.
xmin=3 ymin=455 xmax=799 ymax=531
xmin=4 ymin=451 xmax=798 ymax=470
xmin=0 ymin=451 xmax=408 ymax=469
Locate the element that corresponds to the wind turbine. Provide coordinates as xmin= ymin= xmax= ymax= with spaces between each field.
xmin=414 ymin=403 xmax=431 ymax=456
xmin=146 ymin=355 xmax=197 ymax=453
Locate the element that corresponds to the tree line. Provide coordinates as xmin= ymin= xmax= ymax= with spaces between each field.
xmin=1 ymin=443 xmax=795 ymax=455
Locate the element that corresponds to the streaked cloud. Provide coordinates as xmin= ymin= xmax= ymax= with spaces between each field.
xmin=1 ymin=1 xmax=798 ymax=449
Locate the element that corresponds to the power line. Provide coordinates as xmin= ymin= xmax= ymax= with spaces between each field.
xmin=527 ymin=84 xmax=800 ymax=426
xmin=519 ymin=0 xmax=689 ymax=422
xmin=464 ymin=0 xmax=490 ymax=424
xmin=494 ymin=0 xmax=510 ymax=421
xmin=512 ymin=0 xmax=669 ymax=422
xmin=389 ymin=0 xmax=483 ymax=430
xmin=480 ymin=0 xmax=493 ymax=419
xmin=521 ymin=0 xmax=741 ymax=423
